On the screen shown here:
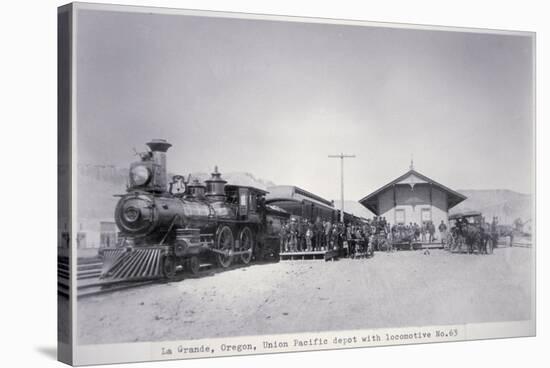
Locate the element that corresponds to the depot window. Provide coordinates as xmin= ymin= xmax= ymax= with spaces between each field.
xmin=395 ymin=209 xmax=405 ymax=225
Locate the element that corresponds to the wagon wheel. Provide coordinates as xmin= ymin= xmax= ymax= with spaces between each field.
xmin=216 ymin=226 xmax=234 ymax=268
xmin=239 ymin=227 xmax=254 ymax=265
xmin=162 ymin=255 xmax=177 ymax=279
xmin=188 ymin=255 xmax=200 ymax=275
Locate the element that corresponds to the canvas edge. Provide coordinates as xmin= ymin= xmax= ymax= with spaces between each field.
xmin=58 ymin=2 xmax=75 ymax=366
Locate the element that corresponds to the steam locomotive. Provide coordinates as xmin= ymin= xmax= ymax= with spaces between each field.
xmin=100 ymin=139 xmax=288 ymax=281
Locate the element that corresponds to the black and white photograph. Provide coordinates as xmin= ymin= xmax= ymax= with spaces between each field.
xmin=55 ymin=2 xmax=536 ymax=365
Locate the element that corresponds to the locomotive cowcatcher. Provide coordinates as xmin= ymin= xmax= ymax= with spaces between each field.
xmin=99 ymin=139 xmax=286 ymax=281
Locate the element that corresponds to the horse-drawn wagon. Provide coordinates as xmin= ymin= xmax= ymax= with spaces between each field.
xmin=448 ymin=211 xmax=493 ymax=254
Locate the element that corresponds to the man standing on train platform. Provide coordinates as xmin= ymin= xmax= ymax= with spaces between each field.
xmin=298 ymin=219 xmax=307 ymax=251
xmin=314 ymin=217 xmax=324 ymax=251
xmin=289 ymin=217 xmax=299 ymax=252
xmin=279 ymin=220 xmax=289 ymax=253
xmin=323 ymin=220 xmax=332 ymax=251
xmin=305 ymin=222 xmax=314 ymax=252
xmin=330 ymin=223 xmax=339 ymax=250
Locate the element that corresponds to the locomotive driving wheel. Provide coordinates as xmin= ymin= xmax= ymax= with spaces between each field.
xmin=239 ymin=227 xmax=254 ymax=265
xmin=216 ymin=226 xmax=234 ymax=268
xmin=187 ymin=256 xmax=200 ymax=275
xmin=162 ymin=255 xmax=177 ymax=279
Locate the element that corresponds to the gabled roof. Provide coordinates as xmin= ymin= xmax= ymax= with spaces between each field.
xmin=358 ymin=169 xmax=467 ymax=215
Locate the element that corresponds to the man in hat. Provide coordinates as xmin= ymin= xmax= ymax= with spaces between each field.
xmin=324 ymin=220 xmax=332 ymax=251
xmin=314 ymin=217 xmax=324 ymax=251
xmin=279 ymin=220 xmax=289 ymax=253
xmin=438 ymin=220 xmax=448 ymax=248
xmin=305 ymin=220 xmax=314 ymax=252
xmin=289 ymin=217 xmax=299 ymax=252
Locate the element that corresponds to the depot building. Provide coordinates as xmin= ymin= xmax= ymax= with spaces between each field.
xmin=358 ymin=166 xmax=467 ymax=228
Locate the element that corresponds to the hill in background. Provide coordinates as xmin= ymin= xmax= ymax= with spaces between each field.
xmin=451 ymin=189 xmax=532 ymax=224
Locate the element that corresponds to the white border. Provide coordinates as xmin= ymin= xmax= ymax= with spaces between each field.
xmin=74 ymin=320 xmax=535 ymax=365
xmin=72 ymin=1 xmax=533 ymax=36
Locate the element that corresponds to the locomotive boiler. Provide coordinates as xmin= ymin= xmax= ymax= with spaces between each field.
xmin=100 ymin=139 xmax=286 ymax=281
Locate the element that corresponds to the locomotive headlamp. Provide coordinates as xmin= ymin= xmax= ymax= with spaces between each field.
xmin=130 ymin=165 xmax=150 ymax=186
xmin=123 ymin=206 xmax=140 ymax=222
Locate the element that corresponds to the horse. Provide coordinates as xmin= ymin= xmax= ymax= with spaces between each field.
xmin=460 ymin=224 xmax=492 ymax=254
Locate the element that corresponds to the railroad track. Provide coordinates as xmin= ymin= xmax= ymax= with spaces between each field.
xmin=76 ymin=262 xmax=216 ymax=298
xmin=77 ymin=260 xmax=103 ymax=280
xmin=57 ymin=256 xmax=217 ymax=298
xmin=58 ymin=257 xmax=103 ymax=280
xmin=77 ymin=279 xmax=157 ymax=298
xmin=59 ymin=251 xmax=270 ymax=299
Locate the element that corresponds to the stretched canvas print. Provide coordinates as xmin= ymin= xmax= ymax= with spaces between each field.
xmin=58 ymin=2 xmax=536 ymax=365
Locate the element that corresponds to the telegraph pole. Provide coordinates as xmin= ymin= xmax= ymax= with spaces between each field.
xmin=328 ymin=153 xmax=356 ymax=223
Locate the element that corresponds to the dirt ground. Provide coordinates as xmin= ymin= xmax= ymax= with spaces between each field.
xmin=77 ymin=247 xmax=532 ymax=345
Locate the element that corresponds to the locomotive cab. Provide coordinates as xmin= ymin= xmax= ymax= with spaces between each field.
xmin=225 ymin=185 xmax=267 ymax=220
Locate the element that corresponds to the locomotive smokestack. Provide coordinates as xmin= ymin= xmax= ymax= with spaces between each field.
xmin=146 ymin=139 xmax=172 ymax=192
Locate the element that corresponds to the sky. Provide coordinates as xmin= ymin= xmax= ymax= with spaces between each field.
xmin=76 ymin=8 xmax=534 ymax=201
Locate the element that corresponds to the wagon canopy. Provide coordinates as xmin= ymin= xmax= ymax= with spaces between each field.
xmin=449 ymin=210 xmax=482 ymax=220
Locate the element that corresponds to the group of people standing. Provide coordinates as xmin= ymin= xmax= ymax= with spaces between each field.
xmin=277 ymin=212 xmax=506 ymax=256
xmin=279 ymin=217 xmax=383 ymax=256
xmin=278 ymin=215 xmax=456 ymax=255
xmin=389 ymin=220 xmax=444 ymax=244
xmin=278 ymin=215 xmax=403 ymax=256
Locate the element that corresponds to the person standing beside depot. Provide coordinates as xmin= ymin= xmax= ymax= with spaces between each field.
xmin=438 ymin=220 xmax=448 ymax=247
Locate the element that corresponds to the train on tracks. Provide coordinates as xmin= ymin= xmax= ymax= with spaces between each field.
xmin=99 ymin=139 xmax=289 ymax=282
